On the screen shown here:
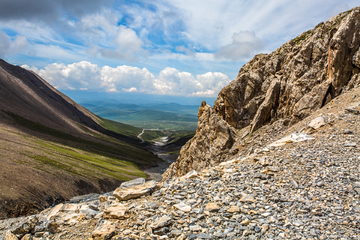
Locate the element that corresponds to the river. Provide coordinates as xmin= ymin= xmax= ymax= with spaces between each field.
xmin=141 ymin=134 xmax=179 ymax=182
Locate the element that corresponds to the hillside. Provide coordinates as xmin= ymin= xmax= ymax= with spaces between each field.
xmin=163 ymin=6 xmax=360 ymax=180
xmin=0 ymin=59 xmax=161 ymax=219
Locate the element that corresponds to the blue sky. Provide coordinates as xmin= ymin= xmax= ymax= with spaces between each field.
xmin=0 ymin=0 xmax=358 ymax=98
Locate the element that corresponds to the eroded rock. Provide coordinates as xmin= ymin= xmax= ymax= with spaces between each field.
xmin=162 ymin=101 xmax=239 ymax=180
xmin=103 ymin=204 xmax=127 ymax=219
xmin=113 ymin=180 xmax=156 ymax=201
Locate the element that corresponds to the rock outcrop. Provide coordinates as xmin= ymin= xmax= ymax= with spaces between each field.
xmin=162 ymin=101 xmax=239 ymax=180
xmin=163 ymin=6 xmax=360 ymax=180
xmin=215 ymin=8 xmax=360 ymax=130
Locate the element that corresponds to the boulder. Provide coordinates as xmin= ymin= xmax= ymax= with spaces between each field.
xmin=103 ymin=204 xmax=127 ymax=219
xmin=92 ymin=221 xmax=116 ymax=240
xmin=173 ymin=203 xmax=191 ymax=212
xmin=308 ymin=116 xmax=326 ymax=129
xmin=113 ymin=180 xmax=156 ymax=201
xmin=120 ymin=178 xmax=145 ymax=188
xmin=4 ymin=231 xmax=18 ymax=240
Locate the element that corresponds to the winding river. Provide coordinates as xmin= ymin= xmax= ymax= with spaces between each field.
xmin=139 ymin=131 xmax=179 ymax=182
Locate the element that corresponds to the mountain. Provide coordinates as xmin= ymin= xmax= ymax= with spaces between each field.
xmin=163 ymin=7 xmax=360 ymax=179
xmin=0 ymin=59 xmax=161 ymax=219
xmin=80 ymin=101 xmax=199 ymax=131
xmin=62 ymin=90 xmax=217 ymax=106
xmin=2 ymin=7 xmax=360 ymax=240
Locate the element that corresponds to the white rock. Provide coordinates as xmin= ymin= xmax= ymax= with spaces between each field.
xmin=92 ymin=221 xmax=116 ymax=240
xmin=308 ymin=116 xmax=326 ymax=129
xmin=174 ymin=203 xmax=192 ymax=212
xmin=103 ymin=204 xmax=127 ymax=219
xmin=268 ymin=132 xmax=314 ymax=147
xmin=120 ymin=178 xmax=146 ymax=188
xmin=114 ymin=180 xmax=156 ymax=201
xmin=180 ymin=170 xmax=198 ymax=180
xmin=46 ymin=203 xmax=64 ymax=220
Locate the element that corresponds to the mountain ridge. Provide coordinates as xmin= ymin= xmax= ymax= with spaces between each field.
xmin=163 ymin=6 xmax=360 ymax=180
xmin=0 ymin=59 xmax=161 ymax=219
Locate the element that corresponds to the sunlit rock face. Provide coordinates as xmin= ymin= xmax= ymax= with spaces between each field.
xmin=163 ymin=7 xmax=360 ymax=180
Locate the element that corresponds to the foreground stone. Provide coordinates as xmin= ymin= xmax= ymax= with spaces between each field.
xmin=103 ymin=204 xmax=127 ymax=219
xmin=113 ymin=179 xmax=156 ymax=201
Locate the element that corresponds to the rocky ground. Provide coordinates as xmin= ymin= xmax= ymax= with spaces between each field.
xmin=1 ymin=86 xmax=360 ymax=240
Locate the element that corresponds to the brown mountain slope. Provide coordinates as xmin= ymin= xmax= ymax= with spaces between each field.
xmin=0 ymin=59 xmax=161 ymax=219
xmin=163 ymin=6 xmax=360 ymax=180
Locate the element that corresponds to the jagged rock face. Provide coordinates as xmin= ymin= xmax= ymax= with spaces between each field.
xmin=215 ymin=7 xmax=360 ymax=130
xmin=162 ymin=101 xmax=239 ymax=180
xmin=163 ymin=7 xmax=360 ymax=180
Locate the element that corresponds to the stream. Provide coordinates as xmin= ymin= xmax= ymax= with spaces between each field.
xmin=140 ymin=133 xmax=179 ymax=182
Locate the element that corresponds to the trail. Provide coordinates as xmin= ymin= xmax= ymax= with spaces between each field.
xmin=137 ymin=128 xmax=160 ymax=143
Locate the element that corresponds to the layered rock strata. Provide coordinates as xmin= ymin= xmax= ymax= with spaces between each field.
xmin=164 ymin=6 xmax=360 ymax=179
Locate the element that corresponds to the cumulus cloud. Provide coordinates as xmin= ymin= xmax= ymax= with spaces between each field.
xmin=22 ymin=61 xmax=231 ymax=97
xmin=29 ymin=61 xmax=102 ymax=90
xmin=0 ymin=31 xmax=27 ymax=57
xmin=101 ymin=65 xmax=155 ymax=92
xmin=99 ymin=25 xmax=149 ymax=61
xmin=215 ymin=31 xmax=264 ymax=61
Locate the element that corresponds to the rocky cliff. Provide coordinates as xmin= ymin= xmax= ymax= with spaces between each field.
xmin=163 ymin=7 xmax=360 ymax=180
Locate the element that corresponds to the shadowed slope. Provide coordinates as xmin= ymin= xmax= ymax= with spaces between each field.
xmin=0 ymin=59 xmax=161 ymax=219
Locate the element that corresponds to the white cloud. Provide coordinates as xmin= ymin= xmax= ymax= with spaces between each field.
xmin=22 ymin=61 xmax=231 ymax=97
xmin=122 ymin=87 xmax=138 ymax=92
xmin=153 ymin=67 xmax=230 ymax=96
xmin=99 ymin=25 xmax=149 ymax=61
xmin=34 ymin=61 xmax=101 ymax=90
xmin=215 ymin=31 xmax=264 ymax=61
xmin=0 ymin=30 xmax=27 ymax=57
xmin=101 ymin=65 xmax=155 ymax=92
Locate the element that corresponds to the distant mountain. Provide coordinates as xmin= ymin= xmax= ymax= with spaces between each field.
xmin=80 ymin=100 xmax=200 ymax=131
xmin=62 ymin=90 xmax=216 ymax=106
xmin=0 ymin=59 xmax=161 ymax=219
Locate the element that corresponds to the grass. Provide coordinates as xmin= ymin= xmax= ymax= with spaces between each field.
xmin=99 ymin=117 xmax=142 ymax=138
xmin=5 ymin=111 xmax=160 ymax=167
xmin=294 ymin=30 xmax=312 ymax=45
xmin=30 ymin=141 xmax=147 ymax=181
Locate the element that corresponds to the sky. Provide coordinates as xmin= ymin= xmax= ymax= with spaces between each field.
xmin=0 ymin=0 xmax=359 ymax=100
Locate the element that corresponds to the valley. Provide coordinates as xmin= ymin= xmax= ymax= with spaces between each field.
xmin=1 ymin=3 xmax=360 ymax=240
xmin=80 ymin=101 xmax=199 ymax=131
